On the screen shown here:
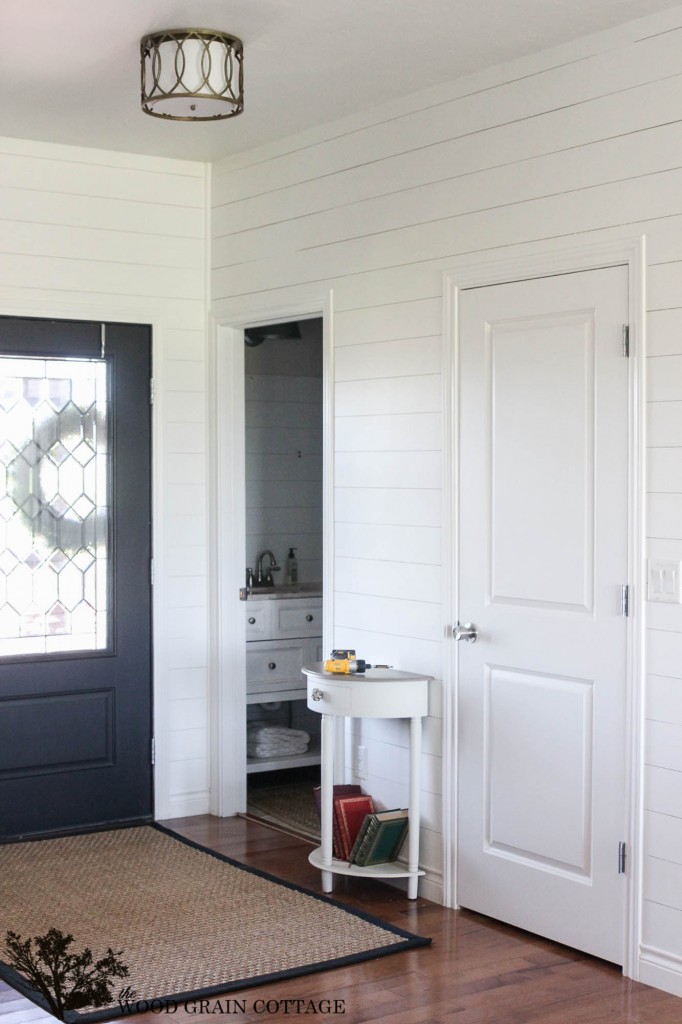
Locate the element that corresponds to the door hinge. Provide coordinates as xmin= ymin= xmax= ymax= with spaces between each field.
xmin=622 ymin=324 xmax=630 ymax=357
xmin=100 ymin=324 xmax=106 ymax=360
xmin=621 ymin=584 xmax=630 ymax=617
xmin=618 ymin=841 xmax=627 ymax=874
xmin=149 ymin=378 xmax=154 ymax=405
xmin=151 ymin=738 xmax=156 ymax=766
xmin=150 ymin=558 xmax=154 ymax=586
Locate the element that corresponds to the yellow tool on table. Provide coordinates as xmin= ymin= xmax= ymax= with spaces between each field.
xmin=323 ymin=649 xmax=392 ymax=674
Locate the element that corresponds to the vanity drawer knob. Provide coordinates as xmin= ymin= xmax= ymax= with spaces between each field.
xmin=268 ymin=662 xmax=277 ymax=670
xmin=311 ymin=688 xmax=324 ymax=702
xmin=248 ymin=616 xmax=256 ymax=625
xmin=306 ymin=614 xmax=314 ymax=622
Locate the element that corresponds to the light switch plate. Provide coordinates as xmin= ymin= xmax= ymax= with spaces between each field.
xmin=647 ymin=560 xmax=682 ymax=603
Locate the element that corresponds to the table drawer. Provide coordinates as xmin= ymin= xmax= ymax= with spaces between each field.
xmin=307 ymin=678 xmax=351 ymax=715
xmin=246 ymin=642 xmax=304 ymax=694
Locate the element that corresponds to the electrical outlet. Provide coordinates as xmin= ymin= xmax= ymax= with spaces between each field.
xmin=355 ymin=745 xmax=368 ymax=780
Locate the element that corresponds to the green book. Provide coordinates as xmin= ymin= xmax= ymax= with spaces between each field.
xmin=349 ymin=808 xmax=409 ymax=866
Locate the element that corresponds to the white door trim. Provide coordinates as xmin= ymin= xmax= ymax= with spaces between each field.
xmin=442 ymin=236 xmax=646 ymax=980
xmin=208 ymin=291 xmax=335 ymax=817
xmin=0 ymin=290 xmax=178 ymax=822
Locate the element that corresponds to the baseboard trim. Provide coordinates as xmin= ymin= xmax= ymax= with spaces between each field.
xmin=419 ymin=868 xmax=444 ymax=905
xmin=383 ymin=863 xmax=444 ymax=905
xmin=165 ymin=791 xmax=211 ymax=820
xmin=639 ymin=946 xmax=682 ymax=998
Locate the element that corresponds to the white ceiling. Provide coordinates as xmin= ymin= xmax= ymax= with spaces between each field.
xmin=2 ymin=0 xmax=681 ymax=163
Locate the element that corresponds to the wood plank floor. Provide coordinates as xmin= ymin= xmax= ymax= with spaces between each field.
xmin=141 ymin=814 xmax=680 ymax=1024
xmin=2 ymin=814 xmax=679 ymax=1023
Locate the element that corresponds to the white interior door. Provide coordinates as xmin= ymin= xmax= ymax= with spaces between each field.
xmin=456 ymin=265 xmax=630 ymax=965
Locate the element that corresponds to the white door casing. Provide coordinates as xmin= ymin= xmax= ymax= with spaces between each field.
xmin=443 ymin=239 xmax=645 ymax=977
xmin=208 ymin=294 xmax=335 ymax=819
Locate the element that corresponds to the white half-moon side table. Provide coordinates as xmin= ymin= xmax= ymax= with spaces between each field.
xmin=303 ymin=663 xmax=431 ymax=899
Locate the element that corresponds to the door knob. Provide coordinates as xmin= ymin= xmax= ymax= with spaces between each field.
xmin=453 ymin=622 xmax=478 ymax=643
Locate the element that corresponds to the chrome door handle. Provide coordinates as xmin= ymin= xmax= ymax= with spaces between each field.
xmin=453 ymin=622 xmax=478 ymax=643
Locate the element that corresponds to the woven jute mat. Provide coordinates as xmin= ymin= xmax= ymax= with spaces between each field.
xmin=0 ymin=824 xmax=430 ymax=1021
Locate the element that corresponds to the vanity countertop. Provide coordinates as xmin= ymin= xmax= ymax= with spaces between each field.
xmin=246 ymin=583 xmax=322 ymax=601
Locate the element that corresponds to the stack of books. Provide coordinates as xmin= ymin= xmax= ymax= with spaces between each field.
xmin=312 ymin=785 xmax=408 ymax=866
xmin=313 ymin=784 xmax=374 ymax=859
xmin=348 ymin=808 xmax=408 ymax=866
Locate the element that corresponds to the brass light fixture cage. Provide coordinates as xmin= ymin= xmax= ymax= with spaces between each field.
xmin=141 ymin=28 xmax=244 ymax=121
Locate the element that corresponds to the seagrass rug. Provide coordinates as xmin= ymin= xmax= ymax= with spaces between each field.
xmin=0 ymin=823 xmax=430 ymax=1023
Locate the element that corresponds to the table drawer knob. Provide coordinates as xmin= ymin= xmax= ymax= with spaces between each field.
xmin=268 ymin=662 xmax=277 ymax=670
xmin=248 ymin=616 xmax=256 ymax=624
xmin=311 ymin=687 xmax=324 ymax=702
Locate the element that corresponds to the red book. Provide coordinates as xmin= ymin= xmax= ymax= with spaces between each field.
xmin=312 ymin=784 xmax=361 ymax=817
xmin=334 ymin=794 xmax=375 ymax=861
xmin=313 ymin=785 xmax=362 ymax=859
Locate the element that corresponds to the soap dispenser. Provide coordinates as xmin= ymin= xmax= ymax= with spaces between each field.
xmin=285 ymin=547 xmax=298 ymax=584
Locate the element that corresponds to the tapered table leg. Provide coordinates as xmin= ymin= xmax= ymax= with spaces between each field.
xmin=320 ymin=712 xmax=335 ymax=892
xmin=407 ymin=715 xmax=422 ymax=899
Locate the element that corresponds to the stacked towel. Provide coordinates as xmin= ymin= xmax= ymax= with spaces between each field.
xmin=247 ymin=725 xmax=310 ymax=759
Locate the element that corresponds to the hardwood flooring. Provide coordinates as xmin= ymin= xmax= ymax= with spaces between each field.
xmin=138 ymin=814 xmax=681 ymax=1024
xmin=2 ymin=814 xmax=679 ymax=1023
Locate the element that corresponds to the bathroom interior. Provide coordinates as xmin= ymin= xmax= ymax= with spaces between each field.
xmin=243 ymin=317 xmax=323 ymax=840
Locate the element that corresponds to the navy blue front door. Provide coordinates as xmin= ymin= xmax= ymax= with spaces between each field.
xmin=0 ymin=318 xmax=152 ymax=839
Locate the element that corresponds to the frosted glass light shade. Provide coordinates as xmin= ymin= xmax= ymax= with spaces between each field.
xmin=141 ymin=29 xmax=244 ymax=121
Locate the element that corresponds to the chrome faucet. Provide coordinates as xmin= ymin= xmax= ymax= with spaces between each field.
xmin=256 ymin=550 xmax=280 ymax=586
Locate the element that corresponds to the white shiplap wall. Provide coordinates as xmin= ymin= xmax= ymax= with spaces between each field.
xmin=0 ymin=136 xmax=209 ymax=821
xmin=211 ymin=4 xmax=682 ymax=989
xmin=245 ymin=372 xmax=323 ymax=583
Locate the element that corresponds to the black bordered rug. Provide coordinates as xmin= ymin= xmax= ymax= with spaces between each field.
xmin=0 ymin=823 xmax=431 ymax=1022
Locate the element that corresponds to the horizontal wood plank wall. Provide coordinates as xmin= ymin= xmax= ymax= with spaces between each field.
xmin=210 ymin=3 xmax=682 ymax=977
xmin=0 ymin=136 xmax=209 ymax=822
xmin=245 ymin=373 xmax=323 ymax=582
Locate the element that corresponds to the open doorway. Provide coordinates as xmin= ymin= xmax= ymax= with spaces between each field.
xmin=242 ymin=317 xmax=324 ymax=840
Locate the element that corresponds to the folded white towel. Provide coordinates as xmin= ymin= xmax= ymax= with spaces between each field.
xmin=248 ymin=736 xmax=305 ymax=749
xmin=248 ymin=740 xmax=309 ymax=753
xmin=247 ymin=725 xmax=310 ymax=743
xmin=247 ymin=724 xmax=311 ymax=758
xmin=249 ymin=741 xmax=309 ymax=758
xmin=247 ymin=736 xmax=310 ymax=750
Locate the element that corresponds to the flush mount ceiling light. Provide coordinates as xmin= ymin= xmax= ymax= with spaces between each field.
xmin=140 ymin=29 xmax=244 ymax=121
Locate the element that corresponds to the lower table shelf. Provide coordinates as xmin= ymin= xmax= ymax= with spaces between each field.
xmin=308 ymin=846 xmax=425 ymax=881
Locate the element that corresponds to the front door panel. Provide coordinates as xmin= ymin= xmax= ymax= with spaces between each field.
xmin=0 ymin=318 xmax=152 ymax=839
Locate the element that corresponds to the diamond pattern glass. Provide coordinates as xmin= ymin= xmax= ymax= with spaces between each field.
xmin=0 ymin=356 xmax=109 ymax=656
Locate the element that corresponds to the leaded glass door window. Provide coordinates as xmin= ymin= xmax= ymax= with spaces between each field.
xmin=0 ymin=357 xmax=109 ymax=656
